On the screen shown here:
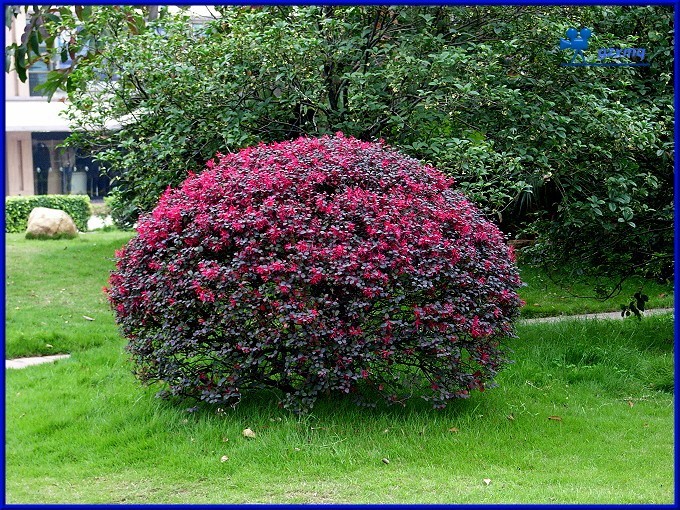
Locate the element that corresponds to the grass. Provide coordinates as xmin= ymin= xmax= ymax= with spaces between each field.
xmin=518 ymin=264 xmax=674 ymax=319
xmin=5 ymin=231 xmax=133 ymax=358
xmin=4 ymin=231 xmax=675 ymax=503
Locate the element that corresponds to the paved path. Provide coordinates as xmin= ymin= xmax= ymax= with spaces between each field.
xmin=4 ymin=308 xmax=673 ymax=370
xmin=6 ymin=354 xmax=71 ymax=370
xmin=521 ymin=307 xmax=674 ymax=324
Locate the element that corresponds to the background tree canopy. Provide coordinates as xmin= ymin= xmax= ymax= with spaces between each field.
xmin=7 ymin=5 xmax=674 ymax=294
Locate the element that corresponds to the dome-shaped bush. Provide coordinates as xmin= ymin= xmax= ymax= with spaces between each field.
xmin=107 ymin=134 xmax=523 ymax=412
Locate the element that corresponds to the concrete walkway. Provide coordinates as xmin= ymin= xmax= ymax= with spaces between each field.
xmin=521 ymin=307 xmax=674 ymax=324
xmin=6 ymin=354 xmax=71 ymax=370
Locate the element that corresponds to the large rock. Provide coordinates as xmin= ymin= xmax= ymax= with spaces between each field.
xmin=25 ymin=207 xmax=78 ymax=239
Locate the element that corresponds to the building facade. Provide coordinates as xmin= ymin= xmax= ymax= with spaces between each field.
xmin=5 ymin=10 xmax=112 ymax=199
xmin=5 ymin=6 xmax=216 ymax=199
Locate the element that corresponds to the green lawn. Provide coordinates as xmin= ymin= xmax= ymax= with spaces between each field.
xmin=5 ymin=231 xmax=134 ymax=359
xmin=5 ymin=231 xmax=675 ymax=503
xmin=518 ymin=264 xmax=674 ymax=319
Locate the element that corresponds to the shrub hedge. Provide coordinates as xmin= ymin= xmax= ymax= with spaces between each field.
xmin=107 ymin=134 xmax=523 ymax=413
xmin=5 ymin=195 xmax=92 ymax=233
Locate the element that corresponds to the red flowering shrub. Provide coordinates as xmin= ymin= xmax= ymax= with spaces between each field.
xmin=106 ymin=133 xmax=523 ymax=413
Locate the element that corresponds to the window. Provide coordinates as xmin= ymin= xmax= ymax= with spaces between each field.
xmin=28 ymin=58 xmax=50 ymax=96
xmin=27 ymin=31 xmax=72 ymax=96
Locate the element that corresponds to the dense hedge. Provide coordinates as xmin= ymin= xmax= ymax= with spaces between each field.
xmin=107 ymin=134 xmax=523 ymax=413
xmin=5 ymin=195 xmax=91 ymax=233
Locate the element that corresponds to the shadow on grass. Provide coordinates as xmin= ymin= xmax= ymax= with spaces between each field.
xmin=152 ymin=381 xmax=491 ymax=427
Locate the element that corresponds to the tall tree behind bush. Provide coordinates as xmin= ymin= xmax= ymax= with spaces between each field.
xmin=8 ymin=6 xmax=673 ymax=289
xmin=411 ymin=5 xmax=673 ymax=293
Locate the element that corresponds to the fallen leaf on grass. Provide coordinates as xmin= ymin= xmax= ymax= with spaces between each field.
xmin=220 ymin=455 xmax=229 ymax=462
xmin=382 ymin=458 xmax=390 ymax=465
xmin=448 ymin=427 xmax=459 ymax=433
xmin=547 ymin=416 xmax=562 ymax=422
xmin=507 ymin=414 xmax=515 ymax=421
xmin=83 ymin=315 xmax=95 ymax=321
xmin=483 ymin=478 xmax=491 ymax=486
xmin=627 ymin=400 xmax=634 ymax=408
xmin=242 ymin=428 xmax=256 ymax=439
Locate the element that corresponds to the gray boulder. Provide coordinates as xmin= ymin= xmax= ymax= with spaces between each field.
xmin=26 ymin=207 xmax=78 ymax=239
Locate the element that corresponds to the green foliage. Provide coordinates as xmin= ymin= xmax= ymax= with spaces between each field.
xmin=66 ymin=6 xmax=519 ymax=224
xmin=5 ymin=194 xmax=91 ymax=233
xmin=4 ymin=5 xmax=163 ymax=100
xmin=411 ymin=7 xmax=673 ymax=290
xmin=511 ymin=6 xmax=674 ymax=289
xmin=8 ymin=6 xmax=673 ymax=285
xmin=620 ymin=290 xmax=649 ymax=320
xmin=103 ymin=191 xmax=134 ymax=230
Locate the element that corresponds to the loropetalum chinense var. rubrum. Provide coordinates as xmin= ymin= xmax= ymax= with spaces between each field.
xmin=106 ymin=133 xmax=523 ymax=413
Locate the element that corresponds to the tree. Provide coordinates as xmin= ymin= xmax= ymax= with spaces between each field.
xmin=5 ymin=5 xmax=163 ymax=96
xmin=7 ymin=6 xmax=673 ymax=292
xmin=406 ymin=5 xmax=674 ymax=295
xmin=61 ymin=5 xmax=540 ymax=224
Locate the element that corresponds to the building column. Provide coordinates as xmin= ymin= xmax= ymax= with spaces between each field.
xmin=4 ymin=132 xmax=34 ymax=196
xmin=47 ymin=167 xmax=62 ymax=194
